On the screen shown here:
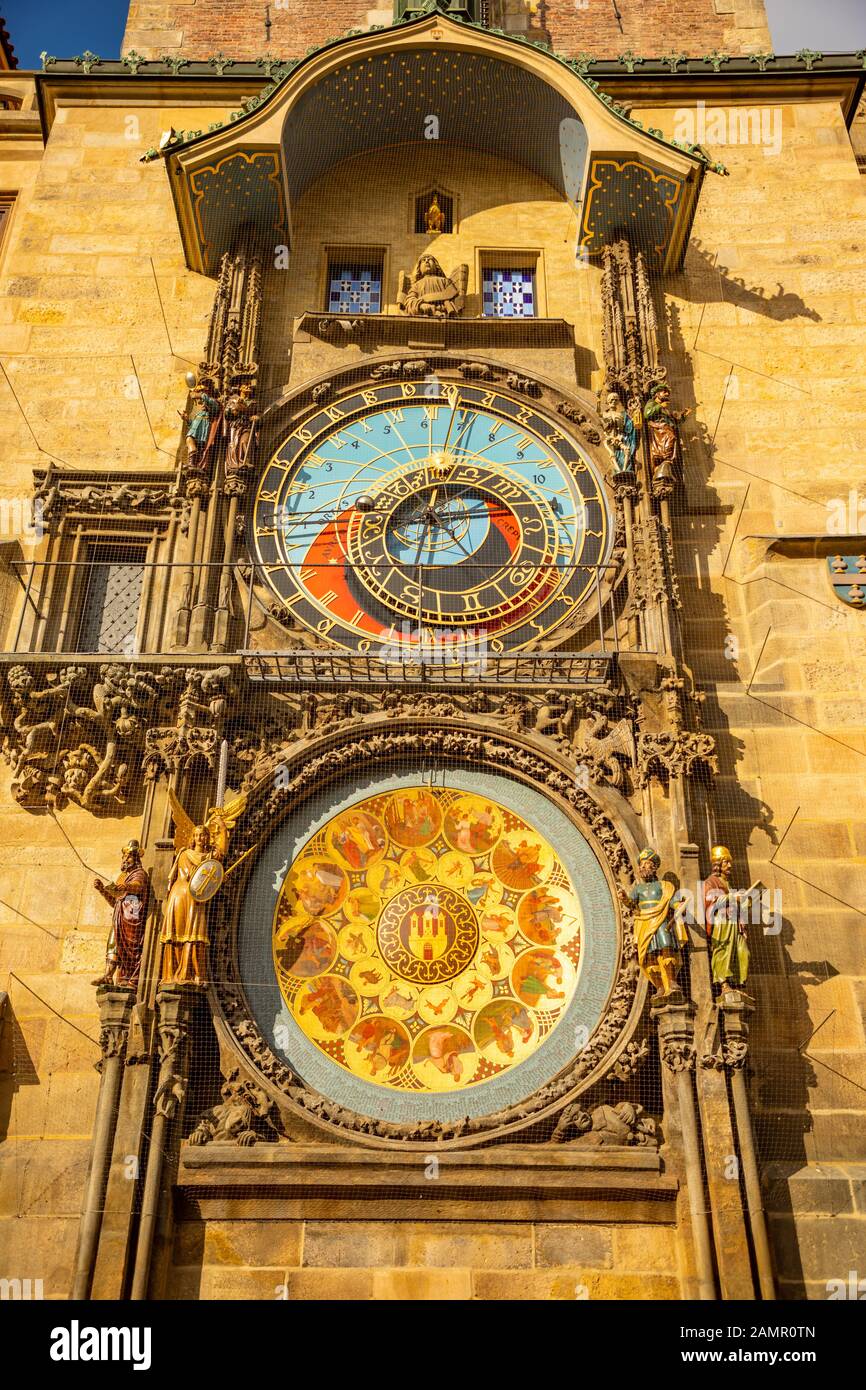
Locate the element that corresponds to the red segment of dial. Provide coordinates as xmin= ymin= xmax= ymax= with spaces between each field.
xmin=301 ymin=511 xmax=382 ymax=635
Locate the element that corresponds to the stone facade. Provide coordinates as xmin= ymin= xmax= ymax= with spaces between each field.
xmin=0 ymin=0 xmax=864 ymax=1304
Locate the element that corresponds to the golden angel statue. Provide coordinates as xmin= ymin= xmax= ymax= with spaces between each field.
xmin=159 ymin=787 xmax=248 ymax=986
xmin=397 ymin=254 xmax=467 ymax=319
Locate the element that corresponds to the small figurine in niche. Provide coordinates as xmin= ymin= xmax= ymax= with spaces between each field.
xmin=424 ymin=193 xmax=446 ymax=233
xmin=92 ymin=839 xmax=150 ymax=988
xmin=621 ymin=846 xmax=686 ymax=1002
xmin=398 ymin=254 xmax=467 ymax=318
xmin=183 ymin=379 xmax=222 ymax=473
xmin=703 ymin=845 xmax=752 ymax=996
xmin=601 ymin=389 xmax=641 ymax=473
xmin=643 ymin=382 xmax=691 ymax=483
xmin=159 ymin=787 xmax=248 ymax=986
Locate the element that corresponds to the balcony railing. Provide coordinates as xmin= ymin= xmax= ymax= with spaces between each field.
xmin=2 ymin=557 xmax=637 ymax=687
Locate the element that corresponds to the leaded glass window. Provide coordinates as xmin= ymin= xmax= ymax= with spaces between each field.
xmin=327 ymin=257 xmax=383 ymax=314
xmin=77 ymin=545 xmax=146 ymax=654
xmin=481 ymin=266 xmax=536 ymax=318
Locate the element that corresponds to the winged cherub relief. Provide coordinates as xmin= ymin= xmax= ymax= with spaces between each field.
xmin=160 ymin=785 xmax=249 ymax=986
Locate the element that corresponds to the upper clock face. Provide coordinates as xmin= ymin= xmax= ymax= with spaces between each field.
xmin=252 ymin=379 xmax=611 ymax=653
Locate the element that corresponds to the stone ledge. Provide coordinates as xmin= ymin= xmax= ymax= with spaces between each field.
xmin=295 ymin=312 xmax=575 ymax=351
xmin=176 ymin=1142 xmax=678 ymax=1223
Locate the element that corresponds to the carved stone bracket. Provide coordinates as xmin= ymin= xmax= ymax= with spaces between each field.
xmin=656 ymin=1001 xmax=698 ymax=1074
xmin=95 ymin=985 xmax=136 ymax=1067
xmin=1 ymin=663 xmax=185 ymax=812
xmin=703 ymin=993 xmax=754 ymax=1072
xmin=153 ymin=984 xmax=194 ymax=1120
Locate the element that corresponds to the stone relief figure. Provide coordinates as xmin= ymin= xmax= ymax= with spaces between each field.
xmin=703 ymin=845 xmax=751 ymax=995
xmin=223 ymin=381 xmax=258 ymax=488
xmin=188 ymin=1066 xmax=277 ymax=1147
xmin=621 ymin=847 xmax=686 ymax=1002
xmin=601 ymin=390 xmax=641 ymax=473
xmin=160 ymin=786 xmax=247 ymax=986
xmin=552 ymin=1099 xmax=657 ymax=1147
xmin=642 ymin=382 xmax=691 ymax=483
xmin=92 ymin=838 xmax=150 ymax=988
xmin=580 ymin=708 xmax=637 ymax=791
xmin=183 ymin=379 xmax=222 ymax=474
xmin=398 ymin=254 xmax=467 ymax=318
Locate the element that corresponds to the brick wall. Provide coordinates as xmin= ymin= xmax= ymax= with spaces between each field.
xmin=122 ymin=0 xmax=771 ymax=63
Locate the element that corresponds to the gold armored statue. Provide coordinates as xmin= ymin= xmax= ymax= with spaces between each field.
xmin=160 ymin=786 xmax=248 ymax=986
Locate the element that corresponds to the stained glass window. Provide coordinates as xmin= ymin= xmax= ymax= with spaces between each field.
xmin=327 ymin=258 xmax=383 ymax=314
xmin=481 ymin=266 xmax=536 ymax=318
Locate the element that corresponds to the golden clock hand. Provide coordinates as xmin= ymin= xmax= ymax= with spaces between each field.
xmin=440 ymin=393 xmax=461 ymax=459
xmin=410 ymin=487 xmax=439 ymax=567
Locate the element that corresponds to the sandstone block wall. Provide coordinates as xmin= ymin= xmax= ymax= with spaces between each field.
xmin=166 ymin=1217 xmax=683 ymax=1298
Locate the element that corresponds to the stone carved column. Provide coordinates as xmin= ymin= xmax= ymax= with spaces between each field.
xmin=191 ymin=248 xmax=262 ymax=652
xmin=719 ymin=995 xmax=776 ymax=1300
xmin=657 ymin=1001 xmax=718 ymax=1300
xmin=71 ymin=986 xmax=135 ymax=1299
xmin=130 ymin=984 xmax=195 ymax=1300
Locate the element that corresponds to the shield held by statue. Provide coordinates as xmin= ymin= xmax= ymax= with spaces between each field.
xmin=189 ymin=857 xmax=225 ymax=903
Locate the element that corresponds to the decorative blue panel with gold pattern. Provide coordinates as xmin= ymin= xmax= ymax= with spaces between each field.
xmin=580 ymin=157 xmax=683 ymax=268
xmin=189 ymin=151 xmax=287 ymax=275
xmin=828 ymin=554 xmax=866 ymax=609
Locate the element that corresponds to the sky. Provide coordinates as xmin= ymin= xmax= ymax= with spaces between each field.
xmin=3 ymin=0 xmax=866 ymax=70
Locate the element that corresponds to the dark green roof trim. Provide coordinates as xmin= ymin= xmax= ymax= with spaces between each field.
xmin=32 ymin=13 xmax=865 ymax=172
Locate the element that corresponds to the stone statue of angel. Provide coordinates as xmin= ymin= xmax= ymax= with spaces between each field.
xmin=397 ymin=255 xmax=468 ymax=318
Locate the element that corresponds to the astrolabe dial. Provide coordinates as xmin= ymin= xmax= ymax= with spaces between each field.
xmin=345 ymin=458 xmax=560 ymax=628
xmin=252 ymin=379 xmax=611 ymax=653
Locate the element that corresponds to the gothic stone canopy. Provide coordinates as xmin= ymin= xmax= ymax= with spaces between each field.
xmin=156 ymin=13 xmax=706 ymax=276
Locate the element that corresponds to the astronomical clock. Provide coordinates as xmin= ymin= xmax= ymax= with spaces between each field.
xmin=214 ymin=361 xmax=643 ymax=1144
xmin=252 ymin=379 xmax=612 ymax=654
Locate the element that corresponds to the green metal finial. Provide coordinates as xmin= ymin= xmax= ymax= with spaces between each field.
xmin=702 ymin=50 xmax=730 ymax=73
xmin=795 ymin=48 xmax=822 ymax=71
xmin=74 ymin=51 xmax=101 ymax=74
xmin=618 ymin=51 xmax=644 ymax=73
